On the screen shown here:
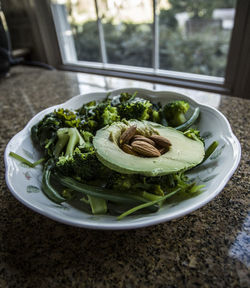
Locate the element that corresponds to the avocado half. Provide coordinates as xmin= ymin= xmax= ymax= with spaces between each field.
xmin=93 ymin=120 xmax=205 ymax=176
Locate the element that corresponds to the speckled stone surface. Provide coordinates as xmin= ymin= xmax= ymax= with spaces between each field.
xmin=0 ymin=66 xmax=249 ymax=288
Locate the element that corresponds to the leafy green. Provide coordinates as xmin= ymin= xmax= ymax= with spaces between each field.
xmin=117 ymin=97 xmax=152 ymax=121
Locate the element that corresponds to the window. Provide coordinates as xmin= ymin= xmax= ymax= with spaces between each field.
xmin=35 ymin=0 xmax=250 ymax=97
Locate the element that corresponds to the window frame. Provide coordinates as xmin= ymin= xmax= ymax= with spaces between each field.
xmin=30 ymin=0 xmax=249 ymax=98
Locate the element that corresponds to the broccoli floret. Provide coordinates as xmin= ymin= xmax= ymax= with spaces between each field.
xmin=77 ymin=92 xmax=156 ymax=129
xmin=56 ymin=148 xmax=102 ymax=181
xmin=56 ymin=155 xmax=75 ymax=176
xmin=101 ymin=104 xmax=120 ymax=126
xmin=110 ymin=92 xmax=152 ymax=121
xmin=80 ymin=131 xmax=94 ymax=152
xmin=73 ymin=148 xmax=102 ymax=180
xmin=78 ymin=100 xmax=120 ymax=132
xmin=119 ymin=92 xmax=137 ymax=103
xmin=112 ymin=174 xmax=133 ymax=190
xmin=147 ymin=102 xmax=162 ymax=123
xmin=106 ymin=173 xmax=164 ymax=197
xmin=150 ymin=109 xmax=161 ymax=123
xmin=54 ymin=127 xmax=85 ymax=158
xmin=163 ymin=100 xmax=190 ymax=127
xmin=53 ymin=128 xmax=100 ymax=180
xmin=118 ymin=97 xmax=152 ymax=120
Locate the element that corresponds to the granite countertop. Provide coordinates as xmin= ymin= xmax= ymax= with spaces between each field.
xmin=0 ymin=66 xmax=249 ymax=288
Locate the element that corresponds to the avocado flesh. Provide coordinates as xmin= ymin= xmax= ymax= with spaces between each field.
xmin=93 ymin=120 xmax=205 ymax=177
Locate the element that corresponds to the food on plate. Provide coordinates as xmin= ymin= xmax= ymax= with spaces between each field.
xmin=10 ymin=92 xmax=218 ymax=219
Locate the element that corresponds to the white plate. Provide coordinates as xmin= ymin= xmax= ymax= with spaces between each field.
xmin=4 ymin=88 xmax=241 ymax=230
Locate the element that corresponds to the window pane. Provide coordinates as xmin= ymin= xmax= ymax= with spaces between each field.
xmin=52 ymin=0 xmax=101 ymax=62
xmin=52 ymin=0 xmax=236 ymax=78
xmin=159 ymin=0 xmax=236 ymax=77
xmin=97 ymin=0 xmax=154 ymax=68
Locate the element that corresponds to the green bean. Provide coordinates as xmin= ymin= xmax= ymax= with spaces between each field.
xmin=117 ymin=188 xmax=181 ymax=220
xmin=42 ymin=167 xmax=66 ymax=204
xmin=54 ymin=173 xmax=159 ymax=212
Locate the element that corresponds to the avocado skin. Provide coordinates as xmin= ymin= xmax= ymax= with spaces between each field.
xmin=93 ymin=120 xmax=205 ymax=176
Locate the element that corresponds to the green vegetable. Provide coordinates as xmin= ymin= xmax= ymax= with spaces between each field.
xmin=150 ymin=109 xmax=161 ymax=123
xmin=55 ymin=108 xmax=81 ymax=127
xmin=53 ymin=127 xmax=85 ymax=158
xmin=88 ymin=196 xmax=107 ymax=215
xmin=183 ymin=127 xmax=204 ymax=142
xmin=42 ymin=160 xmax=66 ymax=204
xmin=55 ymin=173 xmax=159 ymax=207
xmin=9 ymin=152 xmax=45 ymax=168
xmin=93 ymin=120 xmax=205 ymax=176
xmin=31 ymin=113 xmax=63 ymax=157
xmin=23 ymin=91 xmax=217 ymax=219
xmin=52 ymin=126 xmax=101 ymax=181
xmin=117 ymin=188 xmax=181 ymax=220
xmin=117 ymin=96 xmax=152 ymax=121
xmin=163 ymin=100 xmax=190 ymax=127
xmin=77 ymin=99 xmax=120 ymax=133
xmin=203 ymin=141 xmax=219 ymax=163
xmin=31 ymin=109 xmax=83 ymax=157
xmin=101 ymin=104 xmax=120 ymax=126
xmin=56 ymin=148 xmax=102 ymax=181
xmin=175 ymin=107 xmax=200 ymax=131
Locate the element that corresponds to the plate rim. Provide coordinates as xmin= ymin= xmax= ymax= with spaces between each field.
xmin=4 ymin=88 xmax=241 ymax=230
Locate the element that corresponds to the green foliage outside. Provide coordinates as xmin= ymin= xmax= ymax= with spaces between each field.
xmin=168 ymin=0 xmax=235 ymax=19
xmin=71 ymin=4 xmax=234 ymax=77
